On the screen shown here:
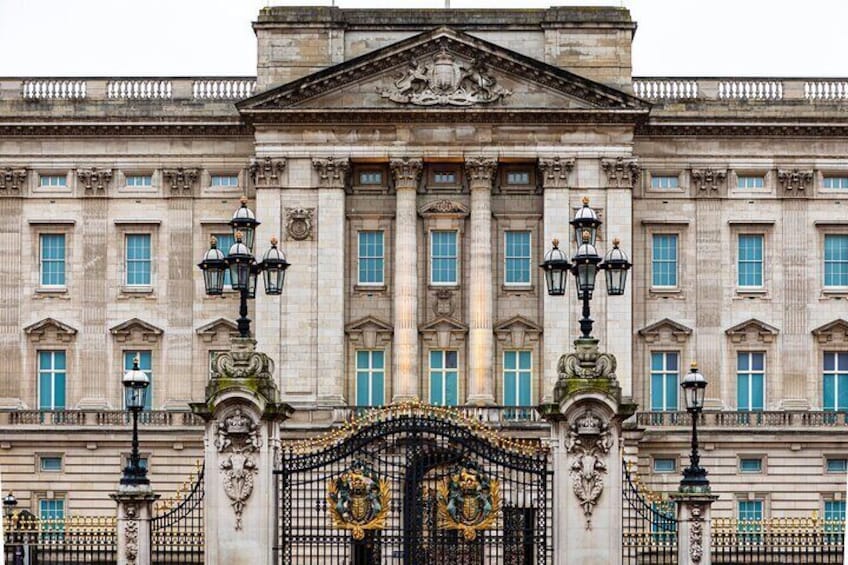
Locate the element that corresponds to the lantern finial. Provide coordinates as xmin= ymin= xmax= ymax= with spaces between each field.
xmin=270 ymin=236 xmax=278 ymax=246
xmin=552 ymin=238 xmax=559 ymax=248
xmin=582 ymin=196 xmax=589 ymax=205
xmin=691 ymin=361 xmax=698 ymax=370
xmin=240 ymin=195 xmax=248 ymax=205
xmin=612 ymin=237 xmax=620 ymax=247
xmin=209 ymin=235 xmax=217 ymax=247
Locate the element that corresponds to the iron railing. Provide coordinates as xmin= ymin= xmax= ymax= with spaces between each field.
xmin=712 ymin=517 xmax=845 ymax=563
xmin=150 ymin=463 xmax=205 ymax=564
xmin=622 ymin=463 xmax=678 ymax=564
xmin=3 ymin=514 xmax=117 ymax=564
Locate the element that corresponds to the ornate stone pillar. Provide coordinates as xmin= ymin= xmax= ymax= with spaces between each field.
xmin=191 ymin=337 xmax=292 ymax=565
xmin=671 ymin=492 xmax=718 ymax=565
xmin=390 ymin=158 xmax=423 ymax=402
xmin=539 ymin=157 xmax=574 ymax=403
xmin=312 ymin=157 xmax=349 ymax=404
xmin=540 ymin=336 xmax=635 ymax=565
xmin=112 ymin=487 xmax=158 ymax=565
xmin=465 ymin=157 xmax=497 ymax=405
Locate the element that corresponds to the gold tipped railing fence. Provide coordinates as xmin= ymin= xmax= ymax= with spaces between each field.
xmin=3 ymin=514 xmax=117 ymax=563
xmin=712 ymin=515 xmax=845 ymax=563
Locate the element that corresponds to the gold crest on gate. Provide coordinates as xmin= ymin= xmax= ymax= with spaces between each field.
xmin=437 ymin=462 xmax=501 ymax=540
xmin=327 ymin=460 xmax=391 ymax=540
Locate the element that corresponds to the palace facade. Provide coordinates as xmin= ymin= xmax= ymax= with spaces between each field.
xmin=1 ymin=5 xmax=847 ymax=525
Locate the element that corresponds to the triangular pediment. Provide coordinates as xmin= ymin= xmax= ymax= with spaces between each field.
xmin=109 ymin=318 xmax=163 ymax=343
xmin=725 ymin=318 xmax=780 ymax=344
xmin=345 ymin=315 xmax=394 ymax=334
xmin=24 ymin=317 xmax=78 ymax=343
xmin=346 ymin=316 xmax=393 ymax=349
xmin=812 ymin=319 xmax=848 ymax=344
xmin=638 ymin=318 xmax=692 ymax=344
xmin=196 ymin=318 xmax=239 ymax=344
xmin=494 ymin=315 xmax=542 ymax=348
xmin=419 ymin=316 xmax=469 ymax=334
xmin=238 ymin=27 xmax=648 ymax=122
xmin=494 ymin=315 xmax=542 ymax=334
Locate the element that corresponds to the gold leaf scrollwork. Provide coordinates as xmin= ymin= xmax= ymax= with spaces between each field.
xmin=327 ymin=461 xmax=391 ymax=540
xmin=436 ymin=462 xmax=501 ymax=541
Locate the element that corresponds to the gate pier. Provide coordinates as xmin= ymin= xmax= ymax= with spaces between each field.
xmin=190 ymin=337 xmax=292 ymax=565
xmin=540 ymin=336 xmax=636 ymax=565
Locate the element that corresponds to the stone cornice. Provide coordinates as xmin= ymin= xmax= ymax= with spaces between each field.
xmin=637 ymin=121 xmax=848 ymax=137
xmin=0 ymin=122 xmax=252 ymax=137
xmin=312 ymin=157 xmax=350 ymax=189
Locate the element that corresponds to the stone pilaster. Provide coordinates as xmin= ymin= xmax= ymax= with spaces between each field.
xmin=165 ymin=198 xmax=193 ymax=407
xmin=0 ymin=197 xmax=22 ymax=405
xmin=539 ymin=157 xmax=574 ymax=402
xmin=313 ymin=158 xmax=348 ymax=404
xmin=695 ymin=199 xmax=722 ymax=406
xmin=390 ymin=158 xmax=423 ymax=402
xmin=465 ymin=157 xmax=497 ymax=405
xmin=79 ymin=197 xmax=109 ymax=408
xmin=781 ymin=199 xmax=809 ymax=408
xmin=111 ymin=486 xmax=158 ymax=565
xmin=671 ymin=492 xmax=718 ymax=565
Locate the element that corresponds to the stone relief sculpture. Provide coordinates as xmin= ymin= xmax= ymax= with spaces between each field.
xmin=249 ymin=156 xmax=286 ymax=187
xmin=77 ymin=167 xmax=113 ymax=192
xmin=211 ymin=347 xmax=274 ymax=380
xmin=689 ymin=505 xmax=704 ymax=562
xmin=381 ymin=50 xmax=511 ymax=107
xmin=557 ymin=339 xmax=617 ymax=380
xmin=690 ymin=168 xmax=727 ymax=192
xmin=0 ymin=167 xmax=27 ymax=192
xmin=600 ymin=157 xmax=640 ymax=189
xmin=215 ymin=408 xmax=262 ymax=530
xmin=777 ymin=168 xmax=813 ymax=192
xmin=565 ymin=410 xmax=613 ymax=529
xmin=124 ymin=503 xmax=139 ymax=565
xmin=285 ymin=207 xmax=315 ymax=241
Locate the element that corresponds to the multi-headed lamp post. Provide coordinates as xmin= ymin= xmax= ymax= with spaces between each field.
xmin=680 ymin=362 xmax=710 ymax=491
xmin=120 ymin=355 xmax=150 ymax=486
xmin=540 ymin=197 xmax=632 ymax=336
xmin=197 ymin=196 xmax=290 ymax=337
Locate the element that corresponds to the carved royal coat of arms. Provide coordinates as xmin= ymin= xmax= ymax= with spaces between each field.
xmin=437 ymin=462 xmax=501 ymax=540
xmin=327 ymin=461 xmax=391 ymax=540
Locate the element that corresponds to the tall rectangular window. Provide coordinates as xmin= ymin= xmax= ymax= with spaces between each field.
xmin=504 ymin=231 xmax=531 ymax=285
xmin=211 ymin=175 xmax=239 ymax=187
xmin=651 ymin=175 xmax=679 ymax=189
xmin=823 ymin=177 xmax=848 ymax=189
xmin=650 ymin=352 xmax=678 ymax=411
xmin=38 ymin=351 xmax=66 ymax=410
xmin=503 ymin=351 xmax=532 ymax=407
xmin=824 ymin=235 xmax=848 ymax=287
xmin=40 ymin=234 xmax=66 ymax=287
xmin=429 ymin=350 xmax=458 ymax=406
xmin=125 ymin=175 xmax=152 ymax=187
xmin=431 ymin=231 xmax=458 ymax=285
xmin=125 ymin=234 xmax=151 ymax=286
xmin=823 ymin=352 xmax=848 ymax=411
xmin=652 ymin=234 xmax=678 ymax=288
xmin=738 ymin=500 xmax=764 ymax=537
xmin=737 ymin=352 xmax=765 ymax=411
xmin=355 ymin=350 xmax=385 ymax=407
xmin=825 ymin=500 xmax=846 ymax=540
xmin=358 ymin=231 xmax=385 ymax=285
xmin=213 ymin=233 xmax=234 ymax=287
xmin=738 ymin=235 xmax=764 ymax=288
xmin=737 ymin=176 xmax=764 ymax=189
xmin=39 ymin=175 xmax=66 ymax=187
xmin=124 ymin=351 xmax=152 ymax=410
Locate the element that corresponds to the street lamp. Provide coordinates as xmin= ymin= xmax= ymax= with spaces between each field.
xmin=120 ymin=355 xmax=150 ymax=486
xmin=3 ymin=491 xmax=17 ymax=521
xmin=679 ymin=362 xmax=710 ymax=491
xmin=198 ymin=196 xmax=290 ymax=338
xmin=541 ymin=197 xmax=632 ymax=338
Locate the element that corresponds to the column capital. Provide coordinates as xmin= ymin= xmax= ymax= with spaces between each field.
xmin=389 ymin=157 xmax=423 ymax=189
xmin=538 ymin=156 xmax=575 ymax=189
xmin=312 ymin=157 xmax=350 ymax=189
xmin=600 ymin=156 xmax=640 ymax=189
xmin=249 ymin=156 xmax=287 ymax=187
xmin=464 ymin=156 xmax=498 ymax=187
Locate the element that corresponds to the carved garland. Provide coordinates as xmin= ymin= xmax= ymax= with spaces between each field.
xmin=215 ymin=408 xmax=262 ymax=530
xmin=565 ymin=410 xmax=613 ymax=530
xmin=689 ymin=504 xmax=704 ymax=562
xmin=124 ymin=503 xmax=139 ymax=565
xmin=249 ymin=156 xmax=286 ymax=187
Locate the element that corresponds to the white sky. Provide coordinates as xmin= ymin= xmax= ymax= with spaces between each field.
xmin=0 ymin=0 xmax=846 ymax=77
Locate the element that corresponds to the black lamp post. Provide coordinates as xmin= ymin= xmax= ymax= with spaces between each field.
xmin=680 ymin=362 xmax=710 ymax=491
xmin=3 ymin=491 xmax=17 ymax=521
xmin=198 ymin=197 xmax=289 ymax=338
xmin=540 ymin=197 xmax=632 ymax=338
xmin=120 ymin=355 xmax=150 ymax=486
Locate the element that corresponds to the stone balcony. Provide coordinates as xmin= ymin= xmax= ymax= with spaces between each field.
xmin=636 ymin=410 xmax=848 ymax=429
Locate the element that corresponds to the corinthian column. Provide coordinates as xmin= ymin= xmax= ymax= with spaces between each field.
xmin=390 ymin=158 xmax=423 ymax=402
xmin=465 ymin=157 xmax=498 ymax=406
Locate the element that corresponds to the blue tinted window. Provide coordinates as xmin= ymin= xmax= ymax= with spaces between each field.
xmin=430 ymin=350 xmax=458 ymax=406
xmin=503 ymin=351 xmax=532 ymax=408
xmin=40 ymin=456 xmax=62 ymax=472
xmin=125 ymin=234 xmax=151 ymax=286
xmin=358 ymin=231 xmax=385 ymax=285
xmin=40 ymin=234 xmax=66 ymax=287
xmin=39 ymin=499 xmax=64 ymax=520
xmin=431 ymin=231 xmax=458 ymax=285
xmin=824 ymin=235 xmax=848 ymax=287
xmin=738 ymin=235 xmax=763 ymax=287
xmin=211 ymin=175 xmax=238 ymax=187
xmin=823 ymin=177 xmax=848 ymax=189
xmin=652 ymin=235 xmax=678 ymax=287
xmin=38 ymin=350 xmax=66 ymax=410
xmin=653 ymin=458 xmax=676 ymax=473
xmin=39 ymin=175 xmax=67 ymax=187
xmin=824 ymin=352 xmax=848 ymax=411
xmin=505 ymin=231 xmax=531 ymax=285
xmin=355 ymin=350 xmax=385 ymax=407
xmin=737 ymin=352 xmax=765 ymax=411
xmin=740 ymin=458 xmax=763 ymax=473
xmin=213 ymin=233 xmax=234 ymax=287
xmin=651 ymin=175 xmax=679 ymax=189
xmin=650 ymin=352 xmax=679 ymax=411
xmin=827 ymin=458 xmax=848 ymax=472
xmin=126 ymin=175 xmax=152 ymax=187
xmin=737 ymin=176 xmax=764 ymax=189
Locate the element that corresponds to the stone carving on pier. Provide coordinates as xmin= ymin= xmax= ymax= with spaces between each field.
xmin=777 ymin=168 xmax=813 ymax=192
xmin=77 ymin=167 xmax=113 ymax=193
xmin=210 ymin=343 xmax=274 ymax=381
xmin=215 ymin=408 xmax=262 ymax=530
xmin=313 ymin=157 xmax=350 ymax=189
xmin=538 ymin=157 xmax=575 ymax=189
xmin=691 ymin=168 xmax=727 ymax=193
xmin=601 ymin=157 xmax=640 ymax=189
xmin=380 ymin=50 xmax=511 ymax=107
xmin=123 ymin=503 xmax=139 ymax=565
xmin=689 ymin=504 xmax=705 ymax=562
xmin=0 ymin=167 xmax=27 ymax=193
xmin=557 ymin=339 xmax=617 ymax=381
xmin=162 ymin=168 xmax=199 ymax=194
xmin=249 ymin=156 xmax=286 ymax=187
xmin=285 ymin=207 xmax=315 ymax=241
xmin=565 ymin=410 xmax=613 ymax=529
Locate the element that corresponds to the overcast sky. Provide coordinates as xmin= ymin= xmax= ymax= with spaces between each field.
xmin=1 ymin=0 xmax=846 ymax=77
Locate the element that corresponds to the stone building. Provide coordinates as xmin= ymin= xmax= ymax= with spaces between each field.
xmin=1 ymin=5 xmax=847 ymax=527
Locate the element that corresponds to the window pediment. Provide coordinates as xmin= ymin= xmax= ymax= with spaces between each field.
xmin=812 ymin=319 xmax=848 ymax=345
xmin=346 ymin=316 xmax=393 ymax=349
xmin=419 ymin=316 xmax=468 ymax=349
xmin=494 ymin=315 xmax=542 ymax=348
xmin=195 ymin=318 xmax=239 ymax=344
xmin=24 ymin=317 xmax=77 ymax=343
xmin=109 ymin=318 xmax=163 ymax=343
xmin=725 ymin=318 xmax=780 ymax=344
xmin=418 ymin=199 xmax=470 ymax=218
xmin=638 ymin=318 xmax=692 ymax=344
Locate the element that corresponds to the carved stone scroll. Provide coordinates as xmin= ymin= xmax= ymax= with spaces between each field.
xmin=777 ymin=168 xmax=813 ymax=192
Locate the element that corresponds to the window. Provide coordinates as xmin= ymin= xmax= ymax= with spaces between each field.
xmin=651 ymin=501 xmax=677 ymax=543
xmin=38 ymin=351 xmax=66 ymax=410
xmin=125 ymin=234 xmax=151 ymax=286
xmin=653 ymin=458 xmax=676 ymax=473
xmin=826 ymin=458 xmax=848 ymax=472
xmin=358 ymin=171 xmax=383 ymax=185
xmin=212 ymin=233 xmax=234 ymax=287
xmin=123 ymin=351 xmax=152 ymax=410
xmin=40 ymin=234 xmax=66 ymax=287
xmin=433 ymin=171 xmax=457 ymax=184
xmin=650 ymin=352 xmax=679 ymax=411
xmin=506 ymin=171 xmax=530 ymax=185
xmin=825 ymin=500 xmax=846 ymax=522
xmin=430 ymin=231 xmax=458 ymax=285
xmin=125 ymin=175 xmax=152 ymax=187
xmin=823 ymin=352 xmax=848 ymax=411
xmin=355 ymin=350 xmax=385 ymax=407
xmin=504 ymin=231 xmax=531 ymax=285
xmin=737 ymin=234 xmax=763 ymax=288
xmin=651 ymin=175 xmax=679 ymax=189
xmin=503 ymin=351 xmax=532 ymax=419
xmin=737 ymin=352 xmax=765 ymax=411
xmin=824 ymin=234 xmax=848 ymax=288
xmin=429 ymin=350 xmax=458 ymax=406
xmin=651 ymin=234 xmax=678 ymax=288
xmin=740 ymin=458 xmax=763 ymax=473
xmin=737 ymin=176 xmax=764 ymax=189
xmin=823 ymin=177 xmax=848 ymax=189
xmin=40 ymin=456 xmax=63 ymax=472
xmin=211 ymin=174 xmax=238 ymax=187
xmin=358 ymin=231 xmax=385 ymax=285
xmin=39 ymin=498 xmax=65 ymax=520
xmin=737 ymin=500 xmax=764 ymax=537
xmin=39 ymin=175 xmax=66 ymax=188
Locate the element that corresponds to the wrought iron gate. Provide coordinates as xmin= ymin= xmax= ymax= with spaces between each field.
xmin=621 ymin=462 xmax=677 ymax=564
xmin=150 ymin=463 xmax=205 ymax=564
xmin=276 ymin=403 xmax=551 ymax=565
